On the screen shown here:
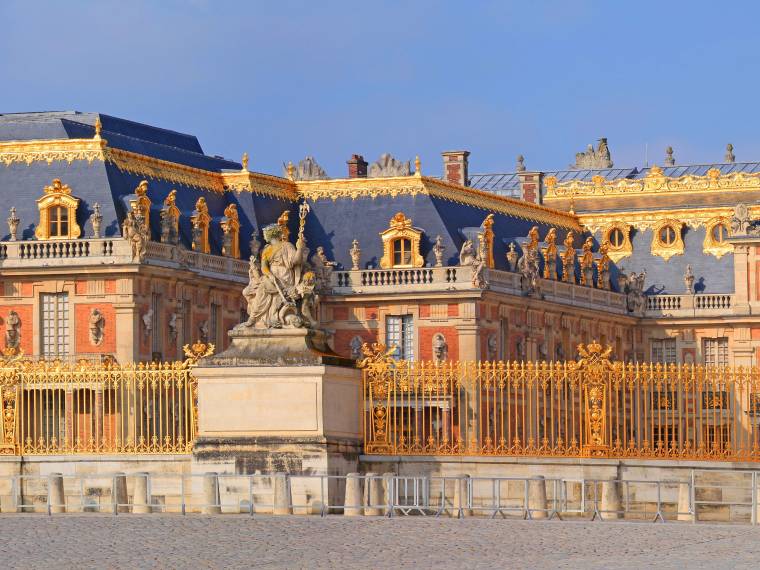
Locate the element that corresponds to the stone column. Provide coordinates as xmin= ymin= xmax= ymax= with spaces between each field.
xmin=114 ymin=302 xmax=138 ymax=363
xmin=677 ymin=481 xmax=693 ymax=522
xmin=527 ymin=476 xmax=547 ymax=519
xmin=733 ymin=244 xmax=751 ymax=314
xmin=112 ymin=472 xmax=128 ymax=514
xmin=202 ymin=472 xmax=221 ymax=514
xmin=601 ymin=479 xmax=622 ymax=519
xmin=456 ymin=324 xmax=480 ymax=449
xmin=133 ymin=472 xmax=151 ymax=514
xmin=272 ymin=472 xmax=292 ymax=515
xmin=48 ymin=473 xmax=65 ymax=514
xmin=363 ymin=472 xmax=384 ymax=516
xmin=343 ymin=473 xmax=363 ymax=516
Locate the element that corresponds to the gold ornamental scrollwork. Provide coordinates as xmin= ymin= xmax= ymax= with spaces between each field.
xmin=650 ymin=218 xmax=685 ymax=261
xmin=574 ymin=340 xmax=615 ymax=456
xmin=358 ymin=342 xmax=399 ymax=454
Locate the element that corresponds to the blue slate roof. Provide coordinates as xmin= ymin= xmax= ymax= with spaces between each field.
xmin=0 ymin=111 xmax=291 ymax=257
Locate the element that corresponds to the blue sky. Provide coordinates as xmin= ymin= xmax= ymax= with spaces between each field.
xmin=3 ymin=0 xmax=760 ymax=177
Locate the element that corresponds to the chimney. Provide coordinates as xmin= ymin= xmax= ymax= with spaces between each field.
xmin=347 ymin=154 xmax=368 ymax=178
xmin=441 ymin=150 xmax=470 ymax=186
xmin=517 ymin=171 xmax=543 ymax=205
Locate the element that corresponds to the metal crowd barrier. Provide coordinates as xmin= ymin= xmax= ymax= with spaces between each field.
xmin=1 ymin=469 xmax=759 ymax=525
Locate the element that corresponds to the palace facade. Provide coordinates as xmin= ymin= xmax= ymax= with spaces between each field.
xmin=0 ymin=112 xmax=756 ymax=368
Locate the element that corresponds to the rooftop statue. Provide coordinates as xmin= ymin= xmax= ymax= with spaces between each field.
xmin=571 ymin=138 xmax=613 ymax=170
xmin=368 ymin=153 xmax=411 ymax=177
xmin=284 ymin=156 xmax=329 ymax=181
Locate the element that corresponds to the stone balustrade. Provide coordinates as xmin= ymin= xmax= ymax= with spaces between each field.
xmin=0 ymin=238 xmax=248 ymax=283
xmin=645 ymin=293 xmax=735 ymax=318
xmin=332 ymin=265 xmax=631 ymax=315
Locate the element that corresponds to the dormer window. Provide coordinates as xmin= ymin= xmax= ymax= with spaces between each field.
xmin=651 ymin=219 xmax=684 ymax=261
xmin=379 ymin=212 xmax=424 ymax=269
xmin=35 ymin=179 xmax=81 ymax=240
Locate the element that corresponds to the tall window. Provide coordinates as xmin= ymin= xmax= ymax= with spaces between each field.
xmin=386 ymin=315 xmax=414 ymax=360
xmin=210 ymin=303 xmax=220 ymax=346
xmin=392 ymin=238 xmax=412 ymax=267
xmin=151 ymin=293 xmax=162 ymax=357
xmin=651 ymin=338 xmax=676 ymax=364
xmin=703 ymin=337 xmax=728 ymax=367
xmin=49 ymin=206 xmax=69 ymax=238
xmin=182 ymin=300 xmax=192 ymax=346
xmin=41 ymin=292 xmax=69 ymax=357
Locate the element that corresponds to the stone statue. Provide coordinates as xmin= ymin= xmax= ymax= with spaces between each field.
xmin=249 ymin=233 xmax=262 ymax=259
xmin=142 ymin=308 xmax=153 ymax=338
xmin=191 ymin=222 xmax=203 ymax=252
xmin=487 ymin=334 xmax=498 ymax=361
xmin=5 ymin=310 xmax=20 ymax=349
xmin=665 ymin=146 xmax=675 ymax=167
xmin=199 ymin=320 xmax=209 ymax=342
xmin=596 ymin=240 xmax=611 ymax=290
xmin=516 ymin=155 xmax=526 ymax=172
xmin=89 ymin=308 xmax=105 ymax=346
xmin=349 ymin=239 xmax=361 ymax=270
xmin=580 ymin=237 xmax=595 ymax=287
xmin=684 ymin=264 xmax=695 ymax=294
xmin=459 ymin=239 xmax=477 ymax=266
xmin=368 ymin=153 xmax=411 ymax=178
xmin=433 ymin=235 xmax=445 ymax=267
xmin=623 ymin=271 xmax=647 ymax=315
xmin=168 ymin=312 xmax=178 ymax=343
xmin=242 ymin=152 xmax=249 ymax=171
xmin=123 ymin=207 xmax=149 ymax=262
xmin=725 ymin=143 xmax=735 ymax=163
xmin=160 ymin=190 xmax=179 ymax=245
xmin=432 ymin=333 xmax=448 ymax=364
xmin=572 ymin=138 xmax=613 ymax=169
xmin=284 ymin=156 xmax=330 ymax=181
xmin=312 ymin=246 xmax=337 ymax=291
xmin=90 ymin=203 xmax=102 ymax=239
xmin=542 ymin=228 xmax=558 ymax=280
xmin=6 ymin=207 xmax=19 ymax=242
xmin=239 ymin=209 xmax=313 ymax=329
xmin=518 ymin=227 xmax=541 ymax=296
xmin=561 ymin=231 xmax=576 ymax=283
xmin=506 ymin=242 xmax=518 ymax=271
xmin=350 ymin=336 xmax=363 ymax=360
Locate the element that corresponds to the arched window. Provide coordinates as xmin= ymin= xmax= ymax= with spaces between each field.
xmin=35 ymin=179 xmax=81 ymax=240
xmin=659 ymin=225 xmax=677 ymax=246
xmin=704 ymin=218 xmax=732 ymax=259
xmin=392 ymin=237 xmax=412 ymax=266
xmin=651 ymin=219 xmax=684 ymax=261
xmin=712 ymin=223 xmax=728 ymax=243
xmin=609 ymin=228 xmax=624 ymax=248
xmin=602 ymin=223 xmax=632 ymax=262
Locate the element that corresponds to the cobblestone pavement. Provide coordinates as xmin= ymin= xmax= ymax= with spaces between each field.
xmin=1 ymin=514 xmax=759 ymax=569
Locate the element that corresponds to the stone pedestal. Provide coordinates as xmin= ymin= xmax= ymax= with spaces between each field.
xmin=191 ymin=327 xmax=362 ymax=510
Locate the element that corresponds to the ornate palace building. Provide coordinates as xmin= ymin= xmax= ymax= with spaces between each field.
xmin=0 ymin=112 xmax=755 ymax=368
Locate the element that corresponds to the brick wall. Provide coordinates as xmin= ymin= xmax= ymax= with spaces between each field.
xmin=418 ymin=326 xmax=458 ymax=361
xmin=74 ymin=303 xmax=116 ymax=354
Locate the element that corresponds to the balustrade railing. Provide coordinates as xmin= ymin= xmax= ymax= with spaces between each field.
xmin=360 ymin=341 xmax=760 ymax=462
xmin=646 ymin=293 xmax=734 ymax=316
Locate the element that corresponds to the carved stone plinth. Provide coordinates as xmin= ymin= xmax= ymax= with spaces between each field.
xmin=204 ymin=327 xmax=352 ymax=367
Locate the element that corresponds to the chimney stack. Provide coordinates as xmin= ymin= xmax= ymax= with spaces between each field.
xmin=441 ymin=150 xmax=470 ymax=186
xmin=347 ymin=154 xmax=368 ymax=178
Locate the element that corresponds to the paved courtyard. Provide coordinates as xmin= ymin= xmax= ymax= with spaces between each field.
xmin=0 ymin=514 xmax=758 ymax=569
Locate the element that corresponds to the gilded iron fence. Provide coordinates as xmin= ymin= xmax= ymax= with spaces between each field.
xmin=0 ymin=343 xmax=213 ymax=455
xmin=360 ymin=341 xmax=760 ymax=461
